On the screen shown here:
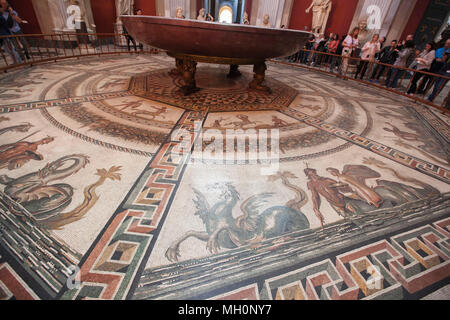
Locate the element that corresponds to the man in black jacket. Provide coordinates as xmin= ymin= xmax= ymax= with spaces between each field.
xmin=0 ymin=2 xmax=13 ymax=37
xmin=369 ymin=40 xmax=398 ymax=83
xmin=0 ymin=1 xmax=22 ymax=63
xmin=427 ymin=52 xmax=450 ymax=103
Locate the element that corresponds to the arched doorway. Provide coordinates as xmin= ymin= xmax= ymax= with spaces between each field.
xmin=219 ymin=5 xmax=233 ymax=23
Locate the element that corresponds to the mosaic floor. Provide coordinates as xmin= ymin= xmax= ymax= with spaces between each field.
xmin=0 ymin=53 xmax=449 ymax=300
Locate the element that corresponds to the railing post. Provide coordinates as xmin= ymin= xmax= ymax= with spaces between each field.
xmin=68 ymin=33 xmax=75 ymax=57
xmin=50 ymin=34 xmax=57 ymax=61
xmin=44 ymin=35 xmax=51 ymax=60
xmin=406 ymin=69 xmax=416 ymax=94
xmin=5 ymin=36 xmax=18 ymax=65
xmin=84 ymin=33 xmax=89 ymax=55
xmin=98 ymin=35 xmax=103 ymax=56
xmin=75 ymin=33 xmax=82 ymax=56
xmin=28 ymin=36 xmax=36 ymax=63
xmin=60 ymin=34 xmax=67 ymax=58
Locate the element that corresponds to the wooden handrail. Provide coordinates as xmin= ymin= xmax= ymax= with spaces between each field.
xmin=1 ymin=33 xmax=448 ymax=114
xmin=273 ymin=48 xmax=450 ymax=114
xmin=299 ymin=48 xmax=450 ymax=80
xmin=0 ymin=32 xmax=156 ymax=72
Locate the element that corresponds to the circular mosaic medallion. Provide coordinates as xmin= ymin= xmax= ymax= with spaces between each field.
xmin=129 ymin=67 xmax=298 ymax=112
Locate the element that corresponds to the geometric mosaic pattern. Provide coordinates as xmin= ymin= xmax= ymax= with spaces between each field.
xmin=0 ymin=262 xmax=39 ymax=300
xmin=0 ymin=55 xmax=448 ymax=301
xmin=0 ymin=192 xmax=81 ymax=299
xmin=0 ymin=91 xmax=132 ymax=114
xmin=133 ymin=193 xmax=450 ymax=300
xmin=261 ymin=217 xmax=450 ymax=300
xmin=281 ymin=107 xmax=450 ymax=184
xmin=129 ymin=67 xmax=298 ymax=112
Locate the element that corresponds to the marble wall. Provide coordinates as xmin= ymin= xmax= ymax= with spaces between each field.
xmin=348 ymin=0 xmax=426 ymax=44
xmin=19 ymin=0 xmax=434 ymax=46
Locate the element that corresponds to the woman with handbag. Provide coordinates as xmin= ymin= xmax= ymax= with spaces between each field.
xmin=354 ymin=34 xmax=381 ymax=80
xmin=340 ymin=27 xmax=359 ymax=75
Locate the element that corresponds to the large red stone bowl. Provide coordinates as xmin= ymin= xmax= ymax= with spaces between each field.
xmin=121 ymin=16 xmax=311 ymax=60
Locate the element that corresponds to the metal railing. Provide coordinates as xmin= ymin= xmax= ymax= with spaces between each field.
xmin=273 ymin=48 xmax=450 ymax=114
xmin=0 ymin=32 xmax=159 ymax=71
xmin=1 ymin=33 xmax=449 ymax=114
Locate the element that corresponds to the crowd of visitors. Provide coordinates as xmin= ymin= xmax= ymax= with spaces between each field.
xmin=288 ymin=27 xmax=450 ymax=105
xmin=0 ymin=0 xmax=28 ymax=64
xmin=0 ymin=2 xmax=159 ymax=64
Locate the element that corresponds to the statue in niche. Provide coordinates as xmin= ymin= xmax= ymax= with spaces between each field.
xmin=66 ymin=0 xmax=84 ymax=30
xmin=197 ymin=8 xmax=206 ymax=20
xmin=305 ymin=0 xmax=332 ymax=34
xmin=356 ymin=16 xmax=371 ymax=46
xmin=262 ymin=14 xmax=270 ymax=28
xmin=243 ymin=11 xmax=250 ymax=25
xmin=115 ymin=0 xmax=134 ymax=22
xmin=176 ymin=7 xmax=185 ymax=19
xmin=197 ymin=8 xmax=213 ymax=21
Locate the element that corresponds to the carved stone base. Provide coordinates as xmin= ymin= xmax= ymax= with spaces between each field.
xmin=227 ymin=64 xmax=242 ymax=78
xmin=249 ymin=62 xmax=271 ymax=93
xmin=180 ymin=59 xmax=200 ymax=96
xmin=169 ymin=58 xmax=184 ymax=76
xmin=166 ymin=52 xmax=272 ymax=95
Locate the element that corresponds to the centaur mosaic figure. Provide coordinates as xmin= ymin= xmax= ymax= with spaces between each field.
xmin=304 ymin=161 xmax=440 ymax=227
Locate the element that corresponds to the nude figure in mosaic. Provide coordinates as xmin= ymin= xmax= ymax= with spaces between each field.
xmin=131 ymin=106 xmax=168 ymax=119
xmin=0 ymin=123 xmax=33 ymax=136
xmin=271 ymin=115 xmax=290 ymax=127
xmin=225 ymin=114 xmax=259 ymax=129
xmin=116 ymin=99 xmax=147 ymax=111
xmin=0 ymin=136 xmax=54 ymax=170
xmin=304 ymin=168 xmax=352 ymax=226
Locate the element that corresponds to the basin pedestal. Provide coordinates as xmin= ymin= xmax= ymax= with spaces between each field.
xmin=227 ymin=64 xmax=242 ymax=79
xmin=121 ymin=16 xmax=310 ymax=96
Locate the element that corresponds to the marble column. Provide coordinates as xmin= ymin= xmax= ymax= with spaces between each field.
xmin=32 ymin=0 xmax=96 ymax=36
xmin=385 ymin=0 xmax=418 ymax=43
xmin=31 ymin=0 xmax=65 ymax=34
xmin=280 ymin=0 xmax=293 ymax=28
xmin=250 ymin=0 xmax=258 ymax=25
